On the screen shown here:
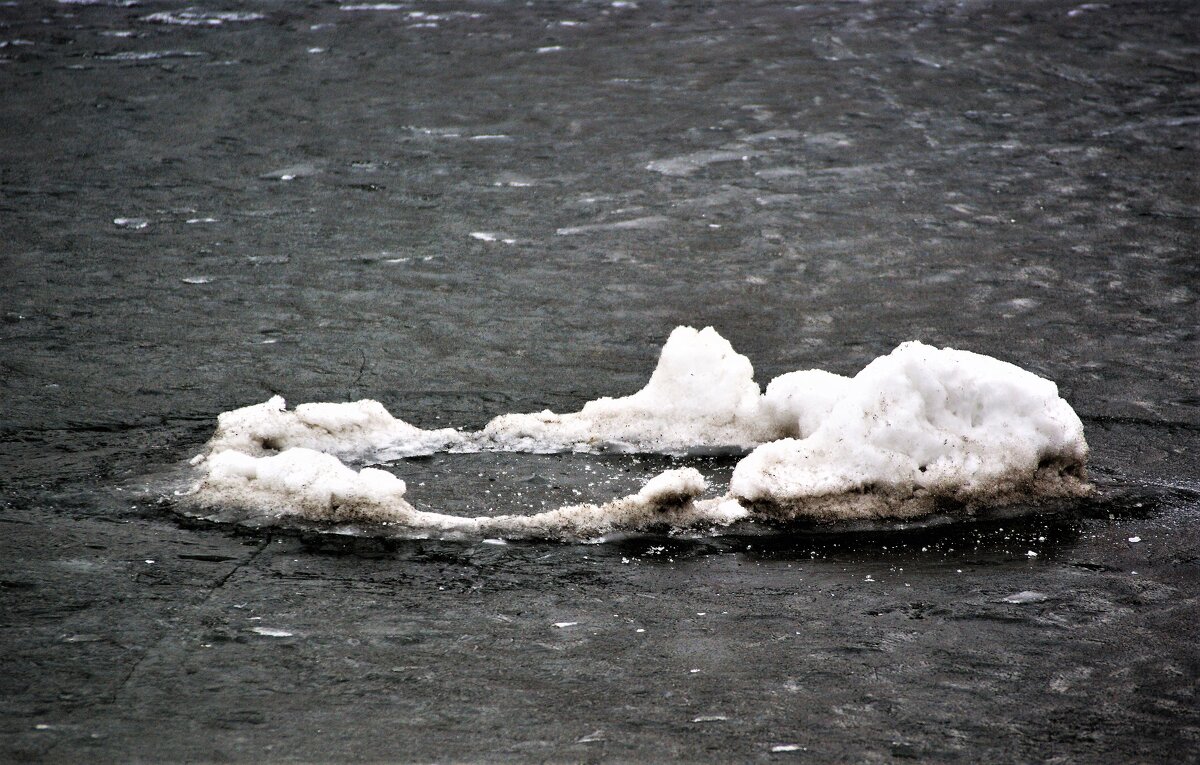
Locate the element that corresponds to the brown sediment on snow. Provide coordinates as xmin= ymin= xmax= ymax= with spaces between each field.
xmin=738 ymin=461 xmax=1093 ymax=524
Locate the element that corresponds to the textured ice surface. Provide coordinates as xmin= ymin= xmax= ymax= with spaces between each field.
xmin=481 ymin=326 xmax=779 ymax=453
xmin=731 ymin=341 xmax=1090 ymax=521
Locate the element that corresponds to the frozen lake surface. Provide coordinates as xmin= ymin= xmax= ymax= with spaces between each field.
xmin=2 ymin=0 xmax=1198 ymax=760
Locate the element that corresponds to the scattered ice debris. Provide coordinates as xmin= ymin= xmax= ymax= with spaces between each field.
xmin=1003 ymin=591 xmax=1048 ymax=604
xmin=553 ymin=622 xmax=578 ymax=628
xmin=250 ymin=627 xmax=293 ymax=637
xmin=113 ymin=217 xmax=149 ymax=229
xmin=142 ymin=10 xmax=265 ymax=25
xmin=181 ymin=276 xmax=210 ymax=284
xmin=732 ymin=340 xmax=1090 ymax=522
xmin=1128 ymin=536 xmax=1141 ymax=543
xmin=1026 ymin=551 xmax=1039 ymax=558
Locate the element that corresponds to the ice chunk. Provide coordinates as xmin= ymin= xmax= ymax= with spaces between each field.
xmin=731 ymin=341 xmax=1090 ymax=521
xmin=482 ymin=326 xmax=779 ymax=453
xmin=200 ymin=396 xmax=465 ymax=461
xmin=198 ymin=448 xmax=421 ymax=524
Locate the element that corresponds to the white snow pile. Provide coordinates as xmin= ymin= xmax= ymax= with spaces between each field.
xmin=183 ymin=326 xmax=1091 ymax=537
xmin=731 ymin=341 xmax=1090 ymax=521
xmin=199 ymin=395 xmax=465 ymax=461
xmin=480 ymin=326 xmax=780 ymax=453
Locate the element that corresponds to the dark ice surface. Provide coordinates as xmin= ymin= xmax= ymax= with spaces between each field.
xmin=2 ymin=0 xmax=1199 ymax=760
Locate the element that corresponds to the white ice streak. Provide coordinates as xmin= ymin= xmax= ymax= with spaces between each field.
xmin=731 ymin=341 xmax=1089 ymax=520
xmin=481 ymin=326 xmax=779 ymax=453
xmin=142 ymin=10 xmax=265 ymax=25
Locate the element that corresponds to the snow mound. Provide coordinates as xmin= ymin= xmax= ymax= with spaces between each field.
xmin=200 ymin=395 xmax=465 ymax=461
xmin=481 ymin=326 xmax=779 ymax=453
xmin=197 ymin=447 xmax=428 ymax=525
xmin=730 ymin=341 xmax=1090 ymax=521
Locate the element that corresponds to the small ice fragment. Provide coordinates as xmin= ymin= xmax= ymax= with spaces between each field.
xmin=260 ymin=163 xmax=317 ymax=181
xmin=307 ymin=47 xmax=325 ymax=54
xmin=1003 ymin=590 xmax=1048 ymax=604
xmin=144 ymin=559 xmax=154 ymax=564
xmin=185 ymin=217 xmax=217 ymax=224
xmin=771 ymin=744 xmax=802 ymax=753
xmin=537 ymin=45 xmax=563 ymax=53
xmin=181 ymin=276 xmax=211 ymax=284
xmin=689 ymin=668 xmax=701 ymax=673
xmin=469 ymin=231 xmax=498 ymax=242
xmin=1026 ymin=550 xmax=1038 ymax=558
xmin=553 ymin=621 xmax=578 ymax=628
xmin=35 ymin=724 xmax=51 ymax=730
xmin=250 ymin=627 xmax=293 ymax=637
xmin=113 ymin=217 xmax=149 ymax=229
xmin=692 ymin=715 xmax=727 ymax=723
xmin=469 ymin=134 xmax=509 ymax=141
xmin=1128 ymin=536 xmax=1141 ymax=543
xmin=577 ymin=730 xmax=604 ymax=743
xmin=481 ymin=538 xmax=507 ymax=545
xmin=635 ymin=628 xmax=645 ymax=633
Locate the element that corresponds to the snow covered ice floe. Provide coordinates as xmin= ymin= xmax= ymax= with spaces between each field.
xmin=184 ymin=326 xmax=1091 ymax=537
xmin=480 ymin=326 xmax=781 ymax=453
xmin=730 ymin=340 xmax=1090 ymax=522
